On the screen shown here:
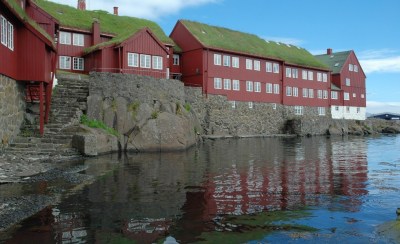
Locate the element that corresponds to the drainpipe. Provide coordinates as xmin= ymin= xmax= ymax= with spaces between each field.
xmin=281 ymin=62 xmax=285 ymax=105
xmin=204 ymin=48 xmax=208 ymax=97
xmin=118 ymin=47 xmax=122 ymax=73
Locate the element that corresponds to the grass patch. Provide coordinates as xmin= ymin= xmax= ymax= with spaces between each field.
xmin=184 ymin=102 xmax=191 ymax=112
xmin=128 ymin=101 xmax=140 ymax=120
xmin=80 ymin=114 xmax=119 ymax=137
xmin=151 ymin=111 xmax=159 ymax=119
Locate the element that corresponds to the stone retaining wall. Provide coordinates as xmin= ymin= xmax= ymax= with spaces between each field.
xmin=0 ymin=75 xmax=25 ymax=148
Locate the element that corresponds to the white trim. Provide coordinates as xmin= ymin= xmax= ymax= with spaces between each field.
xmin=59 ymin=56 xmax=71 ymax=70
xmin=59 ymin=31 xmax=71 ymax=45
xmin=73 ymin=57 xmax=84 ymax=71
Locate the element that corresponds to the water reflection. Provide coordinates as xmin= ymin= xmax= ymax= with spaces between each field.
xmin=5 ymin=136 xmax=370 ymax=243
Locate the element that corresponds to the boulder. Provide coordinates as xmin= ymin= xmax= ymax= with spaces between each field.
xmin=86 ymin=95 xmax=103 ymax=121
xmin=327 ymin=125 xmax=343 ymax=135
xmin=382 ymin=126 xmax=400 ymax=134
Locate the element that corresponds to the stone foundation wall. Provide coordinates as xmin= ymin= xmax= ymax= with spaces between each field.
xmin=0 ymin=75 xmax=26 ymax=147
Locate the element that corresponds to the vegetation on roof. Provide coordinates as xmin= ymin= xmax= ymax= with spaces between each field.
xmin=314 ymin=51 xmax=351 ymax=74
xmin=181 ymin=20 xmax=328 ymax=69
xmin=3 ymin=0 xmax=54 ymax=46
xmin=34 ymin=0 xmax=175 ymax=52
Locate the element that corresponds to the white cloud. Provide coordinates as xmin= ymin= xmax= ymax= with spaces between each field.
xmin=358 ymin=49 xmax=400 ymax=74
xmin=50 ymin=0 xmax=219 ymax=19
xmin=367 ymin=101 xmax=400 ymax=114
xmin=263 ymin=36 xmax=304 ymax=46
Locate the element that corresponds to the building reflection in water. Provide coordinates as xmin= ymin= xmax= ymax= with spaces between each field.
xmin=6 ymin=137 xmax=368 ymax=244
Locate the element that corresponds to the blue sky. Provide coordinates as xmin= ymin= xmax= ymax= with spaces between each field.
xmin=53 ymin=0 xmax=400 ymax=114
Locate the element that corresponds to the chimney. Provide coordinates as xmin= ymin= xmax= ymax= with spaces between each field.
xmin=327 ymin=48 xmax=333 ymax=55
xmin=77 ymin=0 xmax=86 ymax=10
xmin=92 ymin=20 xmax=100 ymax=46
xmin=113 ymin=6 xmax=119 ymax=16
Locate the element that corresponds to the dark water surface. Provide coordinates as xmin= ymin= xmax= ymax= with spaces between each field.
xmin=3 ymin=135 xmax=400 ymax=243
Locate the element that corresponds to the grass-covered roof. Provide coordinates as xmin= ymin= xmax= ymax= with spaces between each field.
xmin=3 ymin=0 xmax=54 ymax=47
xmin=34 ymin=0 xmax=175 ymax=52
xmin=180 ymin=20 xmax=328 ymax=69
xmin=314 ymin=51 xmax=351 ymax=74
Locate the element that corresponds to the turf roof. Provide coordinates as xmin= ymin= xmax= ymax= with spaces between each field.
xmin=34 ymin=0 xmax=175 ymax=52
xmin=180 ymin=20 xmax=328 ymax=69
xmin=314 ymin=51 xmax=351 ymax=74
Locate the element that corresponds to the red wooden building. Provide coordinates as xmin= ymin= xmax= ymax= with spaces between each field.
xmin=170 ymin=20 xmax=331 ymax=115
xmin=35 ymin=0 xmax=181 ymax=79
xmin=0 ymin=0 xmax=58 ymax=134
xmin=315 ymin=49 xmax=367 ymax=120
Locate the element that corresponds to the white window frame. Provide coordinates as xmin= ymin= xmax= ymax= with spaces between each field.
xmin=361 ymin=94 xmax=365 ymax=99
xmin=254 ymin=82 xmax=261 ymax=92
xmin=308 ymin=89 xmax=314 ymax=98
xmin=231 ymin=101 xmax=236 ymax=109
xmin=272 ymin=103 xmax=277 ymax=110
xmin=317 ymin=90 xmax=323 ymax=99
xmin=128 ymin=53 xmax=139 ymax=67
xmin=72 ymin=33 xmax=84 ymax=46
xmin=223 ymin=55 xmax=231 ymax=67
xmin=344 ymin=92 xmax=350 ymax=100
xmin=285 ymin=67 xmax=292 ymax=78
xmin=293 ymin=87 xmax=298 ymax=97
xmin=152 ymin=56 xmax=163 ymax=70
xmin=246 ymin=81 xmax=253 ymax=92
xmin=140 ymin=54 xmax=151 ymax=69
xmin=317 ymin=72 xmax=322 ymax=82
xmin=248 ymin=102 xmax=253 ymax=109
xmin=345 ymin=78 xmax=351 ymax=86
xmin=292 ymin=69 xmax=298 ymax=78
xmin=273 ymin=63 xmax=279 ymax=73
xmin=173 ymin=54 xmax=180 ymax=65
xmin=232 ymin=57 xmax=239 ymax=68
xmin=223 ymin=78 xmax=231 ymax=90
xmin=357 ymin=107 xmax=361 ymax=113
xmin=266 ymin=83 xmax=273 ymax=93
xmin=353 ymin=93 xmax=356 ymax=98
xmin=302 ymin=88 xmax=308 ymax=98
xmin=331 ymin=91 xmax=338 ymax=100
xmin=302 ymin=70 xmax=307 ymax=80
xmin=59 ymin=31 xmax=71 ymax=45
xmin=1 ymin=16 xmax=7 ymax=46
xmin=214 ymin=54 xmax=221 ymax=66
xmin=322 ymin=73 xmax=328 ymax=82
xmin=59 ymin=56 xmax=71 ymax=70
xmin=286 ymin=86 xmax=292 ymax=96
xmin=354 ymin=65 xmax=358 ymax=72
xmin=73 ymin=57 xmax=84 ymax=71
xmin=323 ymin=90 xmax=328 ymax=99
xmin=7 ymin=21 xmax=13 ymax=50
xmin=273 ymin=84 xmax=280 ymax=94
xmin=318 ymin=107 xmax=326 ymax=116
xmin=246 ymin=59 xmax=253 ymax=70
xmin=349 ymin=63 xmax=354 ymax=71
xmin=294 ymin=106 xmax=303 ymax=115
xmin=308 ymin=71 xmax=314 ymax=80
xmin=266 ymin=62 xmax=272 ymax=72
xmin=214 ymin=78 xmax=222 ymax=89
xmin=233 ymin=80 xmax=240 ymax=91
xmin=254 ymin=60 xmax=261 ymax=71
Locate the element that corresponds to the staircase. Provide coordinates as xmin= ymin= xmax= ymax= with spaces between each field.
xmin=4 ymin=75 xmax=90 ymax=161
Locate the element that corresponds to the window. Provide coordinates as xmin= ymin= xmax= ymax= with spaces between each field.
xmin=317 ymin=90 xmax=322 ymax=99
xmin=302 ymin=88 xmax=308 ymax=97
xmin=292 ymin=69 xmax=298 ymax=78
xmin=317 ymin=72 xmax=322 ymax=82
xmin=331 ymin=91 xmax=338 ymax=100
xmin=246 ymin=81 xmax=253 ymax=92
xmin=73 ymin=33 xmax=84 ymax=46
xmin=140 ymin=54 xmax=151 ymax=68
xmin=246 ymin=59 xmax=253 ymax=70
xmin=59 ymin=56 xmax=71 ymax=69
xmin=223 ymin=55 xmax=231 ymax=67
xmin=273 ymin=63 xmax=279 ymax=73
xmin=214 ymin=54 xmax=221 ymax=65
xmin=346 ymin=106 xmax=350 ymax=113
xmin=302 ymin=70 xmax=307 ymax=80
xmin=318 ymin=107 xmax=326 ymax=116
xmin=272 ymin=103 xmax=277 ymax=110
xmin=254 ymin=82 xmax=261 ymax=92
xmin=353 ymin=93 xmax=356 ymax=98
xmin=273 ymin=84 xmax=280 ymax=94
xmin=231 ymin=101 xmax=236 ymax=109
xmin=349 ymin=64 xmax=354 ymax=71
xmin=6 ymin=21 xmax=13 ymax=50
xmin=1 ymin=16 xmax=7 ymax=46
xmin=322 ymin=73 xmax=328 ymax=82
xmin=59 ymin=31 xmax=71 ymax=45
xmin=128 ymin=53 xmax=139 ymax=67
xmin=354 ymin=65 xmax=358 ymax=72
xmin=357 ymin=107 xmax=361 ymax=113
xmin=345 ymin=78 xmax=351 ymax=86
xmin=361 ymin=94 xmax=365 ymax=99
xmin=232 ymin=57 xmax=239 ymax=68
xmin=344 ymin=92 xmax=350 ymax=100
xmin=254 ymin=60 xmax=261 ymax=71
xmin=293 ymin=87 xmax=298 ymax=97
xmin=214 ymin=78 xmax=222 ymax=89
xmin=233 ymin=80 xmax=240 ymax=91
xmin=323 ymin=90 xmax=328 ymax=99
xmin=285 ymin=67 xmax=292 ymax=78
xmin=286 ymin=86 xmax=292 ymax=96
xmin=73 ymin=57 xmax=84 ymax=70
xmin=335 ymin=106 xmax=339 ymax=111
xmin=248 ymin=102 xmax=253 ymax=109
xmin=152 ymin=56 xmax=163 ymax=70
xmin=308 ymin=71 xmax=314 ymax=80
xmin=223 ymin=79 xmax=231 ymax=90
xmin=308 ymin=89 xmax=314 ymax=98
xmin=294 ymin=106 xmax=303 ymax=115
xmin=266 ymin=83 xmax=273 ymax=93
xmin=266 ymin=62 xmax=272 ymax=72
xmin=173 ymin=54 xmax=180 ymax=65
